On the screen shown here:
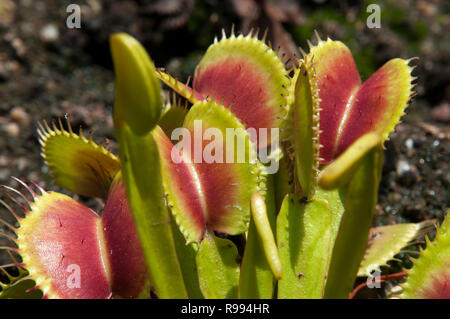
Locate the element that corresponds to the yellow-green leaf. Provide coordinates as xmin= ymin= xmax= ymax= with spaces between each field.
xmin=114 ymin=121 xmax=187 ymax=298
xmin=239 ymin=175 xmax=277 ymax=299
xmin=196 ymin=231 xmax=240 ymax=299
xmin=250 ymin=192 xmax=282 ymax=280
xmin=324 ymin=144 xmax=384 ymax=298
xmin=319 ymin=132 xmax=381 ymax=190
xmin=277 ymin=194 xmax=332 ymax=298
xmin=110 ymin=33 xmax=162 ymax=135
xmin=291 ymin=59 xmax=321 ymax=199
xmin=359 ymin=220 xmax=435 ymax=277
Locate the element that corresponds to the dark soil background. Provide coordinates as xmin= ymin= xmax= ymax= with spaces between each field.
xmin=0 ymin=0 xmax=449 ymax=297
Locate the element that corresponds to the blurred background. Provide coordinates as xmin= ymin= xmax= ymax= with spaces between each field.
xmin=0 ymin=1 xmax=448 ymax=228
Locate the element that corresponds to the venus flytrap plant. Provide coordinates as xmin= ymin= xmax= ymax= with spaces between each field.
xmin=0 ymin=34 xmax=182 ymax=299
xmin=272 ymin=32 xmax=421 ymax=298
xmin=1 ymin=29 xmax=445 ymax=300
xmin=0 ymin=32 xmax=271 ymax=298
xmin=156 ymin=30 xmax=294 ymax=299
xmin=156 ymin=30 xmax=423 ymax=299
xmin=0 ymin=170 xmax=148 ymax=299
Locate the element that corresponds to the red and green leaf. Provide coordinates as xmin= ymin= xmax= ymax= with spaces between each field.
xmin=153 ymin=100 xmax=265 ymax=243
xmin=16 ymin=191 xmax=112 ymax=299
xmin=152 ymin=125 xmax=206 ymax=243
xmin=305 ymin=36 xmax=415 ymax=163
xmin=336 ymin=58 xmax=414 ymax=155
xmin=2 ymin=177 xmax=150 ymax=299
xmin=192 ymin=32 xmax=290 ymax=148
xmin=158 ymin=31 xmax=291 ymax=149
xmin=101 ymin=173 xmax=150 ymax=298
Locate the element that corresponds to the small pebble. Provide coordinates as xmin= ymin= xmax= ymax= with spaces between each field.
xmin=40 ymin=24 xmax=59 ymax=43
xmin=17 ymin=157 xmax=28 ymax=171
xmin=5 ymin=122 xmax=20 ymax=137
xmin=416 ymin=0 xmax=437 ymax=17
xmin=11 ymin=38 xmax=27 ymax=57
xmin=405 ymin=138 xmax=414 ymax=151
xmin=10 ymin=106 xmax=30 ymax=125
xmin=397 ymin=160 xmax=411 ymax=175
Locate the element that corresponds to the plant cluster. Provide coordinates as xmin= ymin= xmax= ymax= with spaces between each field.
xmin=0 ymin=29 xmax=448 ymax=299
